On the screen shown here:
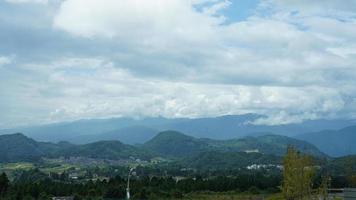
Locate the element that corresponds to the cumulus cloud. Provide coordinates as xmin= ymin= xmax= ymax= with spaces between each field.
xmin=0 ymin=56 xmax=12 ymax=67
xmin=53 ymin=0 xmax=222 ymax=39
xmin=5 ymin=0 xmax=48 ymax=4
xmin=0 ymin=56 xmax=348 ymax=127
xmin=1 ymin=0 xmax=356 ymax=127
xmin=52 ymin=0 xmax=356 ymax=86
xmin=0 ymin=73 xmax=352 ymax=128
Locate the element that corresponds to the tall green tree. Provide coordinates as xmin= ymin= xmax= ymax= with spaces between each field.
xmin=0 ymin=172 xmax=9 ymax=197
xmin=283 ymin=146 xmax=314 ymax=200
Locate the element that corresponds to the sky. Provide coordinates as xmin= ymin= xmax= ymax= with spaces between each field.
xmin=1 ymin=0 xmax=356 ymax=128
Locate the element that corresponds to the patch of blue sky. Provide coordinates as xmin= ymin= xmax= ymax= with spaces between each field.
xmin=194 ymin=0 xmax=260 ymax=23
xmin=221 ymin=0 xmax=260 ymax=23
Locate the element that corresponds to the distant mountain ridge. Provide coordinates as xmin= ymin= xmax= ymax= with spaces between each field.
xmin=296 ymin=125 xmax=356 ymax=157
xmin=0 ymin=133 xmax=153 ymax=163
xmin=0 ymin=131 xmax=326 ymax=163
xmin=68 ymin=126 xmax=158 ymax=145
xmin=143 ymin=130 xmax=326 ymax=158
xmin=2 ymin=114 xmax=355 ymax=144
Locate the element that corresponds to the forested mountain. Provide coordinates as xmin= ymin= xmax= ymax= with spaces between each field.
xmin=142 ymin=131 xmax=211 ymax=157
xmin=2 ymin=114 xmax=355 ymax=143
xmin=58 ymin=140 xmax=154 ymax=160
xmin=182 ymin=151 xmax=282 ymax=170
xmin=0 ymin=133 xmax=44 ymax=163
xmin=0 ymin=131 xmax=325 ymax=164
xmin=326 ymin=155 xmax=356 ymax=175
xmin=296 ymin=125 xmax=356 ymax=157
xmin=143 ymin=131 xmax=326 ymax=158
xmin=0 ymin=133 xmax=153 ymax=163
xmin=206 ymin=134 xmax=326 ymax=157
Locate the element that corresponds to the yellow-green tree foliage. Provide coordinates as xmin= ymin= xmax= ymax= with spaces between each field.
xmin=283 ymin=146 xmax=314 ymax=200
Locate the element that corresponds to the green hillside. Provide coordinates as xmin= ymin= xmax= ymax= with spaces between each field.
xmin=143 ymin=131 xmax=326 ymax=158
xmin=182 ymin=151 xmax=281 ymax=170
xmin=0 ymin=133 xmax=44 ymax=163
xmin=0 ymin=133 xmax=153 ymax=163
xmin=142 ymin=130 xmax=211 ymax=157
xmin=326 ymin=155 xmax=356 ymax=175
xmin=58 ymin=140 xmax=154 ymax=160
xmin=0 ymin=131 xmax=326 ymax=164
xmin=211 ymin=135 xmax=326 ymax=157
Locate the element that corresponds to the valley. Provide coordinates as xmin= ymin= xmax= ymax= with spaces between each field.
xmin=1 ymin=115 xmax=356 ymax=199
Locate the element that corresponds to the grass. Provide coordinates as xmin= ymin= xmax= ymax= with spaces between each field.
xmin=0 ymin=162 xmax=34 ymax=170
xmin=0 ymin=161 xmax=79 ymax=173
xmin=0 ymin=162 xmax=35 ymax=180
xmin=0 ymin=161 xmax=82 ymax=177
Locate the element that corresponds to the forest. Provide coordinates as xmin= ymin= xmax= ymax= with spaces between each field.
xmin=0 ymin=147 xmax=355 ymax=200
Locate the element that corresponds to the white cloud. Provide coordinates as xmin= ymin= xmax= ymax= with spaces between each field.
xmin=0 ymin=57 xmax=348 ymax=126
xmin=2 ymin=0 xmax=356 ymax=127
xmin=49 ymin=0 xmax=356 ymax=125
xmin=5 ymin=0 xmax=48 ymax=4
xmin=23 ymin=57 xmax=113 ymax=71
xmin=270 ymin=0 xmax=356 ymax=15
xmin=53 ymin=0 xmax=222 ymax=40
xmin=202 ymin=0 xmax=231 ymax=16
xmin=53 ymin=0 xmax=356 ymax=85
xmin=0 ymin=56 xmax=12 ymax=67
xmin=328 ymin=46 xmax=356 ymax=59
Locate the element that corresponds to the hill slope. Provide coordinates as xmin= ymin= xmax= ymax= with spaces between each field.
xmin=296 ymin=125 xmax=356 ymax=157
xmin=59 ymin=140 xmax=154 ymax=160
xmin=0 ymin=131 xmax=326 ymax=164
xmin=209 ymin=134 xmax=326 ymax=157
xmin=0 ymin=133 xmax=45 ymax=162
xmin=0 ymin=133 xmax=153 ymax=163
xmin=182 ymin=151 xmax=282 ymax=170
xmin=143 ymin=130 xmax=211 ymax=157
xmin=143 ymin=131 xmax=326 ymax=158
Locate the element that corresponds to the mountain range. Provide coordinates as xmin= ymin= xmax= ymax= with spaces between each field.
xmin=0 ymin=133 xmax=152 ymax=163
xmin=0 ymin=131 xmax=325 ymax=164
xmin=2 ymin=114 xmax=355 ymax=144
xmin=2 ymin=114 xmax=356 ymax=157
xmin=296 ymin=125 xmax=356 ymax=157
xmin=143 ymin=130 xmax=325 ymax=158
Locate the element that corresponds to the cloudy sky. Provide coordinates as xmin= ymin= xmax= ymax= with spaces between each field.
xmin=1 ymin=0 xmax=356 ymax=128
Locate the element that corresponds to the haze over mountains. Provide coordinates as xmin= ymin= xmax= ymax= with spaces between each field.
xmin=2 ymin=114 xmax=355 ymax=144
xmin=297 ymin=126 xmax=356 ymax=157
xmin=2 ymin=114 xmax=356 ymax=157
xmin=0 ymin=131 xmax=325 ymax=164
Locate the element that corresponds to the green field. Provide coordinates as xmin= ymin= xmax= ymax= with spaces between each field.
xmin=0 ymin=162 xmax=34 ymax=170
xmin=0 ymin=161 xmax=82 ymax=180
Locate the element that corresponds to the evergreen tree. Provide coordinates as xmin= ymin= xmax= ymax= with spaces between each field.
xmin=0 ymin=172 xmax=10 ymax=197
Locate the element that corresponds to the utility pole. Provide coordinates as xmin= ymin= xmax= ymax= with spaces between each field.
xmin=126 ymin=168 xmax=134 ymax=200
